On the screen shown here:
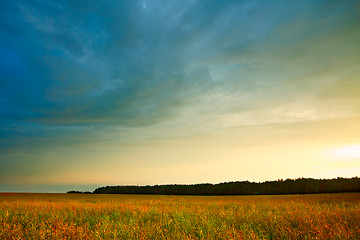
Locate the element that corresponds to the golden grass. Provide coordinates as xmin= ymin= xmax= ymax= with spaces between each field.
xmin=0 ymin=193 xmax=359 ymax=239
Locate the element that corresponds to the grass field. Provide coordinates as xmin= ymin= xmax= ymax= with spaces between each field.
xmin=0 ymin=193 xmax=359 ymax=239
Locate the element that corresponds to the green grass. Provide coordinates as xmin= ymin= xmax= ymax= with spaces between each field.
xmin=1 ymin=193 xmax=359 ymax=239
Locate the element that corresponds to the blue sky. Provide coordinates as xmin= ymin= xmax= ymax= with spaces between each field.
xmin=1 ymin=0 xmax=360 ymax=192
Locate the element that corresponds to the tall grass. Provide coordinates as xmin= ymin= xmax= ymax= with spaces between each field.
xmin=1 ymin=193 xmax=359 ymax=239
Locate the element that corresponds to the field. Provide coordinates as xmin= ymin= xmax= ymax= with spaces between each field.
xmin=0 ymin=193 xmax=359 ymax=239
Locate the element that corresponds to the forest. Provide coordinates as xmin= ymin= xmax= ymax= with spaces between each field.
xmin=90 ymin=177 xmax=360 ymax=195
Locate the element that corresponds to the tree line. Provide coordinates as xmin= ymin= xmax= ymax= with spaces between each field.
xmin=90 ymin=177 xmax=360 ymax=195
xmin=67 ymin=190 xmax=92 ymax=194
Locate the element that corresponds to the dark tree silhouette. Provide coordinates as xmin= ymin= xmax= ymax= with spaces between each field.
xmin=90 ymin=177 xmax=360 ymax=195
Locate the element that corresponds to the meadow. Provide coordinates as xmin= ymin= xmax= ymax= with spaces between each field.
xmin=0 ymin=193 xmax=359 ymax=239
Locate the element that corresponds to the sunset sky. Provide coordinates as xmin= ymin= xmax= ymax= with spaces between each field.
xmin=1 ymin=0 xmax=360 ymax=192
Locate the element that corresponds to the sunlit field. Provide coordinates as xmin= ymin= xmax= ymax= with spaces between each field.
xmin=1 ymin=193 xmax=359 ymax=239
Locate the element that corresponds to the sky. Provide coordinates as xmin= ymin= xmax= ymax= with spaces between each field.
xmin=1 ymin=0 xmax=360 ymax=193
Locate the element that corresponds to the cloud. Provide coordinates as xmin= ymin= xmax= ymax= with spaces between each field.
xmin=1 ymin=0 xmax=360 ymax=173
xmin=319 ymin=68 xmax=360 ymax=100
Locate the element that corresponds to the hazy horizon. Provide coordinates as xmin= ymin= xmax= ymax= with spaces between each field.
xmin=2 ymin=176 xmax=359 ymax=194
xmin=1 ymin=0 xmax=360 ymax=193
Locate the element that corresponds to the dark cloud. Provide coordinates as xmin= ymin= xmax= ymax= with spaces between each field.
xmin=1 ymin=0 xmax=219 ymax=126
xmin=1 ymin=0 xmax=359 ymax=146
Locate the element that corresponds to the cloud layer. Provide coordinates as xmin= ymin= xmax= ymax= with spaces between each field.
xmin=1 ymin=1 xmax=359 ymax=126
